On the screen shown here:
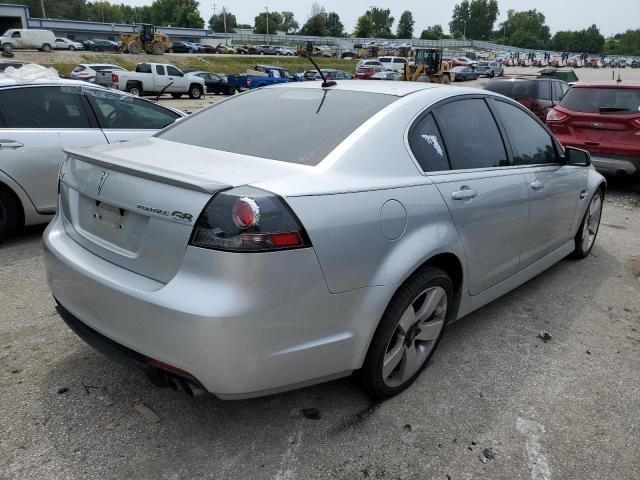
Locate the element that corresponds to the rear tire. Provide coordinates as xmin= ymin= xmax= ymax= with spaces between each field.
xmin=188 ymin=84 xmax=203 ymax=99
xmin=42 ymin=43 xmax=52 ymax=52
xmin=128 ymin=40 xmax=143 ymax=55
xmin=69 ymin=45 xmax=75 ymax=51
xmin=0 ymin=188 xmax=18 ymax=243
xmin=572 ymin=189 xmax=603 ymax=259
xmin=126 ymin=84 xmax=141 ymax=96
xmin=440 ymin=74 xmax=451 ymax=85
xmin=152 ymin=42 xmax=165 ymax=55
xmin=360 ymin=266 xmax=454 ymax=399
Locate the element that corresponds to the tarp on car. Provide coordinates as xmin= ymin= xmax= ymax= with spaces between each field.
xmin=538 ymin=68 xmax=579 ymax=83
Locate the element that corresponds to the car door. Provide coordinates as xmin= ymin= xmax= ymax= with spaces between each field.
xmin=415 ymin=97 xmax=530 ymax=295
xmin=153 ymin=64 xmax=171 ymax=91
xmin=165 ymin=65 xmax=187 ymax=92
xmin=0 ymin=85 xmax=107 ymax=213
xmin=85 ymin=88 xmax=181 ymax=143
xmin=491 ymin=99 xmax=586 ymax=267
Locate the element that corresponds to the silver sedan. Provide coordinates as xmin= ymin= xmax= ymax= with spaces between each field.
xmin=0 ymin=78 xmax=184 ymax=242
xmin=44 ymin=81 xmax=605 ymax=400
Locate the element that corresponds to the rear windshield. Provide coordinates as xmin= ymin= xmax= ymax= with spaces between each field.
xmin=72 ymin=65 xmax=86 ymax=72
xmin=157 ymin=88 xmax=396 ymax=165
xmin=485 ymin=80 xmax=537 ymax=99
xmin=379 ymin=57 xmax=392 ymax=63
xmin=560 ymin=87 xmax=640 ymax=114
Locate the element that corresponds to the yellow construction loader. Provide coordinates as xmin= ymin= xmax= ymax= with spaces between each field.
xmin=402 ymin=48 xmax=451 ymax=84
xmin=120 ymin=24 xmax=171 ymax=55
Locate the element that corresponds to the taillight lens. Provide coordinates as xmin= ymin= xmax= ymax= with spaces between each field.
xmin=547 ymin=108 xmax=568 ymax=122
xmin=189 ymin=186 xmax=311 ymax=252
xmin=111 ymin=73 xmax=119 ymax=82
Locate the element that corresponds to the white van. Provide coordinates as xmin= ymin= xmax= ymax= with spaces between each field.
xmin=0 ymin=29 xmax=56 ymax=54
xmin=378 ymin=56 xmax=409 ymax=72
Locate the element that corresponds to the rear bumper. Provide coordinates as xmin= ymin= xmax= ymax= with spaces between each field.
xmin=590 ymin=154 xmax=639 ymax=176
xmin=44 ymin=214 xmax=392 ymax=399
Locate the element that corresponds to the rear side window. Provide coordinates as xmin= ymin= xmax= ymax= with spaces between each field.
xmin=409 ymin=113 xmax=450 ymax=172
xmin=155 ymin=65 xmax=165 ymax=75
xmin=86 ymin=91 xmax=179 ymax=130
xmin=537 ymin=80 xmax=551 ymax=100
xmin=72 ymin=65 xmax=85 ymax=72
xmin=435 ymin=99 xmax=508 ymax=170
xmin=494 ymin=101 xmax=557 ymax=165
xmin=560 ymin=87 xmax=640 ymax=114
xmin=0 ymin=86 xmax=91 ymax=129
xmin=158 ymin=88 xmax=396 ymax=165
xmin=136 ymin=63 xmax=152 ymax=73
xmin=551 ymin=82 xmax=563 ymax=102
xmin=485 ymin=80 xmax=537 ymax=99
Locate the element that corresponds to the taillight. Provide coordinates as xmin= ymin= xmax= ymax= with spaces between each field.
xmin=189 ymin=186 xmax=311 ymax=252
xmin=111 ymin=73 xmax=119 ymax=82
xmin=547 ymin=108 xmax=568 ymax=122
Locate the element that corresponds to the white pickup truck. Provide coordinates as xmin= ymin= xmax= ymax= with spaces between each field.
xmin=108 ymin=62 xmax=205 ymax=99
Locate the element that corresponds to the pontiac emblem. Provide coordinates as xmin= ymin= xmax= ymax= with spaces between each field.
xmin=97 ymin=170 xmax=109 ymax=195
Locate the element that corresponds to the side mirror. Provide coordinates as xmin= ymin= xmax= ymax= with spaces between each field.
xmin=565 ymin=147 xmax=591 ymax=167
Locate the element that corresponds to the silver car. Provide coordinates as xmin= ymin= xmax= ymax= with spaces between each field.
xmin=474 ymin=61 xmax=504 ymax=77
xmin=0 ymin=78 xmax=184 ymax=241
xmin=70 ymin=63 xmax=124 ymax=83
xmin=44 ymin=82 xmax=605 ymax=400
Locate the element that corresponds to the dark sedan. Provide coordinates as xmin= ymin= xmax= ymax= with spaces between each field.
xmin=190 ymin=71 xmax=234 ymax=95
xmin=451 ymin=66 xmax=478 ymax=82
xmin=195 ymin=44 xmax=216 ymax=54
xmin=168 ymin=41 xmax=197 ymax=54
xmin=83 ymin=39 xmax=119 ymax=52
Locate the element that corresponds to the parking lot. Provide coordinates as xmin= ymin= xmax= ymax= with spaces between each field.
xmin=1 ymin=175 xmax=639 ymax=480
xmin=2 ymin=55 xmax=640 ymax=479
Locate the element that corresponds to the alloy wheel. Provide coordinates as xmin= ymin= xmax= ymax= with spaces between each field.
xmin=382 ymin=287 xmax=447 ymax=387
xmin=582 ymin=193 xmax=602 ymax=253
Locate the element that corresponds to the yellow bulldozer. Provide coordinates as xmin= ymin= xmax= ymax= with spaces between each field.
xmin=402 ymin=48 xmax=451 ymax=84
xmin=120 ymin=24 xmax=171 ymax=55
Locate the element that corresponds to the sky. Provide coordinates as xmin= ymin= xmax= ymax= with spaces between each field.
xmin=131 ymin=0 xmax=640 ymax=37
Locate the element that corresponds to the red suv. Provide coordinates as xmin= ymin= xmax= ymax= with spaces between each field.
xmin=547 ymin=82 xmax=640 ymax=178
xmin=485 ymin=77 xmax=570 ymax=122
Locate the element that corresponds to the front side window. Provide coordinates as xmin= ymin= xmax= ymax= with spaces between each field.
xmin=86 ymin=91 xmax=180 ymax=130
xmin=409 ymin=113 xmax=450 ymax=172
xmin=494 ymin=101 xmax=557 ymax=165
xmin=166 ymin=66 xmax=181 ymax=76
xmin=0 ymin=86 xmax=91 ymax=129
xmin=435 ymin=99 xmax=508 ymax=170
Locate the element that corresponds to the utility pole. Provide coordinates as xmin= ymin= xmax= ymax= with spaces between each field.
xmin=463 ymin=20 xmax=467 ymax=41
xmin=223 ymin=6 xmax=227 ymax=45
xmin=265 ymin=6 xmax=269 ymax=43
xmin=40 ymin=0 xmax=46 ymax=18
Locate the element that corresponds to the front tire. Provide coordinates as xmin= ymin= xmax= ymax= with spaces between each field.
xmin=2 ymin=43 xmax=13 ymax=54
xmin=572 ymin=189 xmax=603 ymax=258
xmin=361 ymin=266 xmax=454 ymax=399
xmin=188 ymin=84 xmax=203 ymax=99
xmin=69 ymin=45 xmax=75 ymax=51
xmin=0 ymin=188 xmax=18 ymax=243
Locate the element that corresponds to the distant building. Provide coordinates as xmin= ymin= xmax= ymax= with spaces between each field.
xmin=0 ymin=3 xmax=29 ymax=31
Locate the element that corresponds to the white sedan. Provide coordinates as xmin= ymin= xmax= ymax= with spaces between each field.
xmin=55 ymin=37 xmax=84 ymax=51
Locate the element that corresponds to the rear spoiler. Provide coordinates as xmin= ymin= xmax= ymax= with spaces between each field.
xmin=64 ymin=147 xmax=228 ymax=194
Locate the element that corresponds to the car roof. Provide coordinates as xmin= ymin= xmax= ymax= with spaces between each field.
xmin=264 ymin=79 xmax=487 ymax=98
xmin=571 ymin=81 xmax=640 ymax=89
xmin=0 ymin=77 xmax=89 ymax=88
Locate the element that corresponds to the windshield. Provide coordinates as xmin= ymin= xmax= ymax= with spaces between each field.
xmin=158 ymin=88 xmax=396 ymax=166
xmin=560 ymin=87 xmax=640 ymax=114
xmin=485 ymin=80 xmax=537 ymax=99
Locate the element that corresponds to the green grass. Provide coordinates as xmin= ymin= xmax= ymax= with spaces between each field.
xmin=40 ymin=53 xmax=358 ymax=77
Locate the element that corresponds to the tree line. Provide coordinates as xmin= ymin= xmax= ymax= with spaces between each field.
xmin=11 ymin=0 xmax=640 ymax=54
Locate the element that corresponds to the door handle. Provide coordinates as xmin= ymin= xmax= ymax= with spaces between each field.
xmin=451 ymin=187 xmax=478 ymax=200
xmin=579 ymin=189 xmax=587 ymax=199
xmin=530 ymin=179 xmax=544 ymax=190
xmin=0 ymin=140 xmax=23 ymax=148
xmin=584 ymin=141 xmax=600 ymax=146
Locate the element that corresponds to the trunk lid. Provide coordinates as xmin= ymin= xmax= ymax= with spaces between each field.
xmin=59 ymin=138 xmax=311 ymax=283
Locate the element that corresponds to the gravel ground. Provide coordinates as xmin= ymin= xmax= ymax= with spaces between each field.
xmin=1 ymin=61 xmax=640 ymax=479
xmin=1 ymin=179 xmax=639 ymax=479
